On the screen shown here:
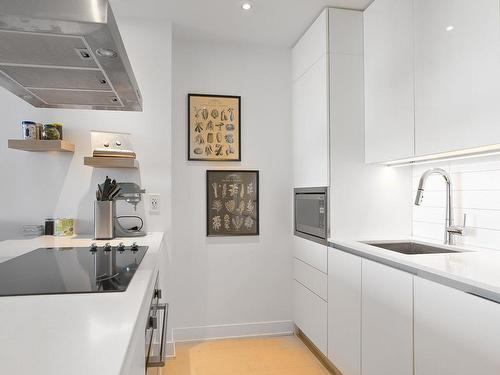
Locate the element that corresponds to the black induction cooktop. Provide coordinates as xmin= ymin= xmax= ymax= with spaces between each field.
xmin=0 ymin=243 xmax=148 ymax=297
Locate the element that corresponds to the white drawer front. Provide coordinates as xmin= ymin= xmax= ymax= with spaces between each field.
xmin=293 ymin=280 xmax=328 ymax=355
xmin=293 ymin=235 xmax=328 ymax=273
xmin=293 ymin=258 xmax=327 ymax=301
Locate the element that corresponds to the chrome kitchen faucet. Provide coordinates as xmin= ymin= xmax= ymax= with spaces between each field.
xmin=414 ymin=168 xmax=466 ymax=245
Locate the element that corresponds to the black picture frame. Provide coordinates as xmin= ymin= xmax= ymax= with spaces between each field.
xmin=188 ymin=94 xmax=242 ymax=161
xmin=206 ymin=170 xmax=259 ymax=236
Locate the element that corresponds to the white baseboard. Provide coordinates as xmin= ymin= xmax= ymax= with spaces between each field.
xmin=165 ymin=341 xmax=175 ymax=358
xmin=173 ymin=320 xmax=294 ymax=343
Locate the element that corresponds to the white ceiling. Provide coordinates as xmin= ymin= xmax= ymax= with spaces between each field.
xmin=113 ymin=0 xmax=374 ymax=47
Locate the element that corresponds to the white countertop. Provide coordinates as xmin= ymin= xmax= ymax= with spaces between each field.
xmin=329 ymin=237 xmax=500 ymax=303
xmin=0 ymin=232 xmax=164 ymax=375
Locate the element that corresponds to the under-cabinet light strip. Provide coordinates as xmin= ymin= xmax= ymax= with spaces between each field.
xmin=385 ymin=144 xmax=500 ymax=167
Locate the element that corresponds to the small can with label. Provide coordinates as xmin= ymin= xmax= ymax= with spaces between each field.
xmin=54 ymin=218 xmax=74 ymax=236
xmin=21 ymin=121 xmax=38 ymax=140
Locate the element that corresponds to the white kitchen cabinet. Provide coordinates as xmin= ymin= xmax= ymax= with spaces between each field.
xmin=327 ymin=248 xmax=361 ymax=375
xmin=292 ymin=54 xmax=329 ymax=188
xmin=362 ymin=259 xmax=413 ymax=375
xmin=364 ymin=0 xmax=415 ymax=163
xmin=292 ymin=10 xmax=329 ymax=188
xmin=293 ymin=280 xmax=328 ymax=355
xmin=414 ymin=277 xmax=500 ymax=375
xmin=414 ymin=0 xmax=500 ymax=156
xmin=292 ymin=10 xmax=328 ymax=82
xmin=365 ymin=0 xmax=500 ymax=161
xmin=293 ymin=235 xmax=328 ymax=273
xmin=293 ymin=258 xmax=327 ymax=300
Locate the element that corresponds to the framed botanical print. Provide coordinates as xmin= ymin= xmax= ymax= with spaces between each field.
xmin=188 ymin=94 xmax=241 ymax=161
xmin=207 ymin=170 xmax=259 ymax=236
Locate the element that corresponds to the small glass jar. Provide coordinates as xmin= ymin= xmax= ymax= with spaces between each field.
xmin=42 ymin=124 xmax=61 ymax=140
xmin=53 ymin=123 xmax=63 ymax=140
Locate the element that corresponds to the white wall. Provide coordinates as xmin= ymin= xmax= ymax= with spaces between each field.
xmin=0 ymin=9 xmax=172 ymax=241
xmin=170 ymin=36 xmax=293 ymax=341
xmin=412 ymin=155 xmax=500 ymax=251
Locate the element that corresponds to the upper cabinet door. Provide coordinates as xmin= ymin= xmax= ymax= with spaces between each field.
xmin=364 ymin=0 xmax=415 ymax=163
xmin=414 ymin=0 xmax=500 ymax=155
xmin=292 ymin=10 xmax=330 ymax=187
xmin=292 ymin=10 xmax=328 ymax=81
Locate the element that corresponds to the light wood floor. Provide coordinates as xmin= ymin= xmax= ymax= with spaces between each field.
xmin=160 ymin=335 xmax=330 ymax=375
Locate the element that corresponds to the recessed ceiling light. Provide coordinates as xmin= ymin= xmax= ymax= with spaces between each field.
xmin=241 ymin=1 xmax=254 ymax=11
xmin=446 ymin=25 xmax=454 ymax=32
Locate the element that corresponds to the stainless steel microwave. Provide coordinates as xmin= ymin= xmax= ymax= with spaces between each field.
xmin=294 ymin=187 xmax=329 ymax=245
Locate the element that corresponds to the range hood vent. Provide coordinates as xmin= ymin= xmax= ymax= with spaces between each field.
xmin=0 ymin=0 xmax=142 ymax=111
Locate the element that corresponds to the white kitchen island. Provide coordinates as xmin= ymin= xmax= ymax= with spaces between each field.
xmin=0 ymin=232 xmax=165 ymax=375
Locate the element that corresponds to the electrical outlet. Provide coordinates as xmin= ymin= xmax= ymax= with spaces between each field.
xmin=149 ymin=194 xmax=160 ymax=213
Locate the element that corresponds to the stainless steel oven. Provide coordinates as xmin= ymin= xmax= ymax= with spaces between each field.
xmin=145 ymin=274 xmax=168 ymax=374
xmin=294 ymin=187 xmax=329 ymax=245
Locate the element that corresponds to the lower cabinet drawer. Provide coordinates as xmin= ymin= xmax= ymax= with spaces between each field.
xmin=293 ymin=258 xmax=328 ymax=300
xmin=293 ymin=280 xmax=328 ymax=355
xmin=293 ymin=236 xmax=328 ymax=273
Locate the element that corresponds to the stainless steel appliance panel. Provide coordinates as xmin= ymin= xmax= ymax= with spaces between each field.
xmin=294 ymin=187 xmax=328 ymax=245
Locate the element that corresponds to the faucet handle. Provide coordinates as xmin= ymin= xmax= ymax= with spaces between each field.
xmin=447 ymin=213 xmax=467 ymax=236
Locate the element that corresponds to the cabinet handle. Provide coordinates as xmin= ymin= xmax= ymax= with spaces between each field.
xmin=147 ymin=303 xmax=169 ymax=368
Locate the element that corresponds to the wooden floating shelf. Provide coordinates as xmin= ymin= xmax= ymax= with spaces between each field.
xmin=8 ymin=139 xmax=75 ymax=153
xmin=84 ymin=156 xmax=139 ymax=169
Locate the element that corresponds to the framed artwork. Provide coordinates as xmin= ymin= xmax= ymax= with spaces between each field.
xmin=206 ymin=170 xmax=259 ymax=236
xmin=188 ymin=94 xmax=241 ymax=161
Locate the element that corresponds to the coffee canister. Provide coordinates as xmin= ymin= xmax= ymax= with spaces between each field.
xmin=21 ymin=121 xmax=38 ymax=140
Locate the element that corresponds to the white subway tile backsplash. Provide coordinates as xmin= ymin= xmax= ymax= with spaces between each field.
xmin=412 ymin=154 xmax=500 ymax=251
xmin=412 ymin=190 xmax=500 ymax=210
xmin=413 ymin=206 xmax=445 ymax=223
xmin=454 ymin=227 xmax=500 ymax=250
xmin=413 ymin=221 xmax=443 ymax=241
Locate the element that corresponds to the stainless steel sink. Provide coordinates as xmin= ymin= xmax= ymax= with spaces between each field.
xmin=364 ymin=241 xmax=462 ymax=255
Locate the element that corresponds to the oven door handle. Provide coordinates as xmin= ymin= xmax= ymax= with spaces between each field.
xmin=146 ymin=303 xmax=169 ymax=368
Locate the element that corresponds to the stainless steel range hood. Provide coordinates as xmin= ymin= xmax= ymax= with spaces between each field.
xmin=0 ymin=0 xmax=142 ymax=111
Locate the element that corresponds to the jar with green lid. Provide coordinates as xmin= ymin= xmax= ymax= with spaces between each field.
xmin=53 ymin=123 xmax=63 ymax=140
xmin=42 ymin=124 xmax=61 ymax=140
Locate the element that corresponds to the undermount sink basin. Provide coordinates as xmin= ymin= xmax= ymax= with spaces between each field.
xmin=364 ymin=241 xmax=462 ymax=255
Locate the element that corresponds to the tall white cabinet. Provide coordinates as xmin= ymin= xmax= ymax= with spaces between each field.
xmin=365 ymin=0 xmax=500 ymax=162
xmin=292 ymin=11 xmax=329 ymax=188
xmin=292 ymin=6 xmax=412 ymax=359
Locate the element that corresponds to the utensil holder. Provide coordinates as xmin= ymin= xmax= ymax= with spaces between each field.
xmin=94 ymin=201 xmax=115 ymax=240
